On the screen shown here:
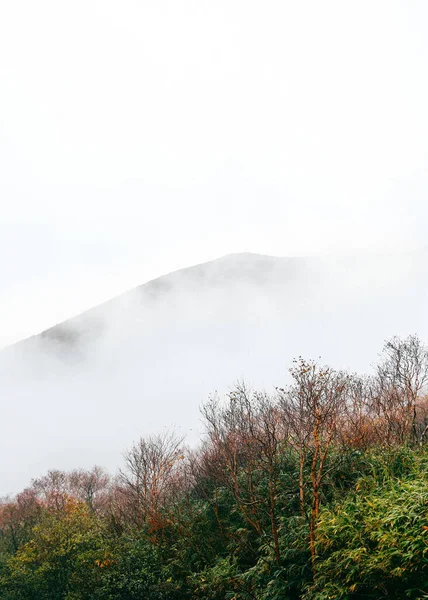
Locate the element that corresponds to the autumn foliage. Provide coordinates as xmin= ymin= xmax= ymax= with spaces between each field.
xmin=1 ymin=335 xmax=428 ymax=599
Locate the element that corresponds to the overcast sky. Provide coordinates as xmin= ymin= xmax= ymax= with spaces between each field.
xmin=1 ymin=0 xmax=428 ymax=347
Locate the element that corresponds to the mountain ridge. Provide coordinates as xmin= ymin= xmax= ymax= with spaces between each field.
xmin=2 ymin=249 xmax=428 ymax=494
xmin=11 ymin=252 xmax=302 ymax=351
xmin=11 ymin=249 xmax=419 ymax=351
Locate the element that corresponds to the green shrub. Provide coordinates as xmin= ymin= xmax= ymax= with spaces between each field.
xmin=306 ymin=457 xmax=428 ymax=599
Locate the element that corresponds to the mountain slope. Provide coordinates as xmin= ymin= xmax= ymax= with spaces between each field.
xmin=1 ymin=251 xmax=428 ymax=495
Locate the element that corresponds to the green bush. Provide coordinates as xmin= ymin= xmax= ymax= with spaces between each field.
xmin=306 ymin=456 xmax=428 ymax=599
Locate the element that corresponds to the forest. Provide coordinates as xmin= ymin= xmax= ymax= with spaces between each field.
xmin=0 ymin=335 xmax=427 ymax=599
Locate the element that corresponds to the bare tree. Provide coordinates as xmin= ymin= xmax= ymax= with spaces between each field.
xmin=201 ymin=389 xmax=264 ymax=537
xmin=31 ymin=467 xmax=110 ymax=514
xmin=68 ymin=466 xmax=111 ymax=513
xmin=374 ymin=335 xmax=428 ymax=444
xmin=338 ymin=375 xmax=378 ymax=450
xmin=32 ymin=470 xmax=70 ymax=510
xmin=201 ymin=384 xmax=287 ymax=565
xmin=0 ymin=489 xmax=42 ymax=553
xmin=119 ymin=429 xmax=185 ymax=534
xmin=278 ymin=358 xmax=349 ymax=567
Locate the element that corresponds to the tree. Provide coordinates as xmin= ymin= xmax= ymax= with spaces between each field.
xmin=371 ymin=335 xmax=428 ymax=445
xmin=67 ymin=467 xmax=111 ymax=513
xmin=119 ymin=430 xmax=185 ymax=535
xmin=0 ymin=489 xmax=42 ymax=555
xmin=279 ymin=359 xmax=349 ymax=567
xmin=1 ymin=498 xmax=104 ymax=600
xmin=201 ymin=385 xmax=288 ymax=566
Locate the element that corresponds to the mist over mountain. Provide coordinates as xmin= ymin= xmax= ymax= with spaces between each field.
xmin=1 ymin=251 xmax=428 ymax=495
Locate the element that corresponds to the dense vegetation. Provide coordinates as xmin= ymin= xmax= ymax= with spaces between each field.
xmin=1 ymin=335 xmax=428 ymax=599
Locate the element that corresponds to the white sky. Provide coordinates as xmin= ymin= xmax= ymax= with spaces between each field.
xmin=1 ymin=0 xmax=428 ymax=347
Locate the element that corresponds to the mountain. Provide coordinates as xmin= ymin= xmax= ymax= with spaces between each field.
xmin=1 ymin=251 xmax=428 ymax=494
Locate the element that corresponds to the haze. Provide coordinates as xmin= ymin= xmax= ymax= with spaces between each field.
xmin=1 ymin=1 xmax=428 ymax=494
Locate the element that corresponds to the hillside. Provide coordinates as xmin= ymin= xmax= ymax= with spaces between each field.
xmin=1 ymin=251 xmax=428 ymax=494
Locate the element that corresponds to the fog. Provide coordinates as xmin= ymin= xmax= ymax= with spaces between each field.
xmin=2 ymin=0 xmax=428 ymax=495
xmin=1 ymin=251 xmax=428 ymax=495
xmin=2 ymin=0 xmax=428 ymax=350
